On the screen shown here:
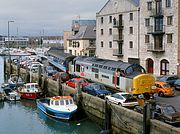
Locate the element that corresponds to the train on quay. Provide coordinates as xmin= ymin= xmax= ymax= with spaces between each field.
xmin=47 ymin=52 xmax=155 ymax=97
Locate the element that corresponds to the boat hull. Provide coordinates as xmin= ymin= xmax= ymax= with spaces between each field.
xmin=36 ymin=100 xmax=76 ymax=120
xmin=19 ymin=92 xmax=41 ymax=100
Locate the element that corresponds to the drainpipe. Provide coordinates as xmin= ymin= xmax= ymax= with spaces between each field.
xmin=138 ymin=7 xmax=140 ymax=61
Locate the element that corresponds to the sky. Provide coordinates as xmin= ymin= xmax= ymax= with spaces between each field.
xmin=0 ymin=0 xmax=106 ymax=36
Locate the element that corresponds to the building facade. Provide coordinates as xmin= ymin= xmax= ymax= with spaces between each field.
xmin=96 ymin=0 xmax=180 ymax=76
xmin=140 ymin=0 xmax=180 ymax=76
xmin=67 ymin=25 xmax=96 ymax=57
xmin=96 ymin=0 xmax=140 ymax=64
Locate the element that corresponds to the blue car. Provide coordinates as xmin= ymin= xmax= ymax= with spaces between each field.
xmin=45 ymin=66 xmax=57 ymax=76
xmin=158 ymin=75 xmax=178 ymax=86
xmin=82 ymin=83 xmax=111 ymax=98
xmin=172 ymin=79 xmax=180 ymax=90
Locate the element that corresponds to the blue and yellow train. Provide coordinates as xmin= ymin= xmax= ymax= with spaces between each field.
xmin=48 ymin=54 xmax=155 ymax=95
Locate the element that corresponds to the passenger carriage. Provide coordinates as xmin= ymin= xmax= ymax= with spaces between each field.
xmin=69 ymin=56 xmax=155 ymax=95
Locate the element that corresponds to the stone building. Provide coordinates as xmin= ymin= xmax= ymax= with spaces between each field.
xmin=96 ymin=0 xmax=140 ymax=64
xmin=140 ymin=0 xmax=180 ymax=76
xmin=96 ymin=0 xmax=180 ymax=76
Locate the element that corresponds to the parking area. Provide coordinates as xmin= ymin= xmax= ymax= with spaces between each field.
xmin=156 ymin=90 xmax=180 ymax=111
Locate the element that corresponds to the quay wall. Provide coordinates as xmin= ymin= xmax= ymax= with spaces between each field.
xmin=7 ymin=63 xmax=180 ymax=134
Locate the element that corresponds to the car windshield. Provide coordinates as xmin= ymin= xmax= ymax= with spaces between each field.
xmin=77 ymin=79 xmax=86 ymax=83
xmin=121 ymin=94 xmax=134 ymax=99
xmin=163 ymin=106 xmax=176 ymax=114
xmin=163 ymin=84 xmax=171 ymax=88
xmin=93 ymin=84 xmax=106 ymax=90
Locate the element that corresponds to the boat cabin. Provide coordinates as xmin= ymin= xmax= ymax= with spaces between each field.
xmin=49 ymin=96 xmax=75 ymax=107
xmin=20 ymin=83 xmax=40 ymax=92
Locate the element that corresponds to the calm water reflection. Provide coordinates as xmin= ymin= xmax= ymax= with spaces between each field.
xmin=0 ymin=57 xmax=100 ymax=134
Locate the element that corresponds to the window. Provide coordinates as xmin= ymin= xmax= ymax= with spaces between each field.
xmin=145 ymin=18 xmax=150 ymax=27
xmin=167 ymin=34 xmax=173 ymax=43
xmin=70 ymin=99 xmax=73 ymax=104
xmin=76 ymin=64 xmax=80 ymax=72
xmin=60 ymin=100 xmax=64 ymax=105
xmin=166 ymin=0 xmax=171 ymax=8
xmin=145 ymin=35 xmax=150 ymax=43
xmin=109 ymin=16 xmax=112 ymax=23
xmin=147 ymin=2 xmax=152 ymax=10
xmin=109 ymin=28 xmax=112 ymax=35
xmin=167 ymin=16 xmax=173 ymax=25
xmin=101 ymin=17 xmax=103 ymax=24
xmin=129 ymin=41 xmax=133 ymax=48
xmin=160 ymin=59 xmax=169 ymax=75
xmin=101 ymin=41 xmax=103 ymax=47
xmin=129 ymin=27 xmax=133 ymax=34
xmin=69 ymin=40 xmax=72 ymax=47
xmin=55 ymin=100 xmax=59 ymax=106
xmin=109 ymin=41 xmax=112 ymax=48
xmin=66 ymin=100 xmax=69 ymax=105
xmin=69 ymin=49 xmax=72 ymax=54
xmin=101 ymin=29 xmax=103 ymax=35
xmin=129 ymin=13 xmax=133 ymax=21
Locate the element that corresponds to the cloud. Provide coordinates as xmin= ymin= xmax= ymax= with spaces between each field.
xmin=0 ymin=0 xmax=106 ymax=36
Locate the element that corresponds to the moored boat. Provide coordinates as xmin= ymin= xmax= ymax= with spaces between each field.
xmin=8 ymin=74 xmax=24 ymax=89
xmin=36 ymin=96 xmax=77 ymax=120
xmin=3 ymin=88 xmax=21 ymax=101
xmin=17 ymin=83 xmax=42 ymax=99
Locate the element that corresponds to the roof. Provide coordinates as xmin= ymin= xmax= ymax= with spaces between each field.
xmin=68 ymin=25 xmax=96 ymax=40
xmin=97 ymin=0 xmax=140 ymax=14
xmin=74 ymin=56 xmax=131 ymax=71
xmin=131 ymin=0 xmax=140 ymax=6
xmin=47 ymin=47 xmax=75 ymax=61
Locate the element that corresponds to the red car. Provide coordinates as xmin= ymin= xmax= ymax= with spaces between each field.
xmin=65 ymin=78 xmax=89 ymax=88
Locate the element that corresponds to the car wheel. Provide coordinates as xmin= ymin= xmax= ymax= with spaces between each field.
xmin=118 ymin=103 xmax=122 ymax=106
xmin=159 ymin=92 xmax=164 ymax=97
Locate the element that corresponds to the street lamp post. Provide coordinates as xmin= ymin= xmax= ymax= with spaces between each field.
xmin=8 ymin=20 xmax=14 ymax=74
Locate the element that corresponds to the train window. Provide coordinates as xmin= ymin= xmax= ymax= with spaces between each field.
xmin=92 ymin=68 xmax=99 ymax=73
xmin=86 ymin=66 xmax=88 ymax=70
xmin=111 ymin=68 xmax=116 ymax=71
xmin=102 ymin=75 xmax=109 ymax=79
xmin=92 ymin=64 xmax=95 ymax=66
xmin=126 ymin=67 xmax=133 ymax=75
xmin=95 ymin=64 xmax=98 ymax=67
xmin=95 ymin=74 xmax=99 ymax=79
xmin=76 ymin=64 xmax=80 ymax=72
xmin=108 ymin=67 xmax=111 ymax=70
xmin=103 ymin=66 xmax=107 ymax=69
xmin=99 ymin=65 xmax=103 ymax=68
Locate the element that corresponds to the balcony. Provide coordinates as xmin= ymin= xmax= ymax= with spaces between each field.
xmin=113 ymin=20 xmax=123 ymax=29
xmin=147 ymin=43 xmax=165 ymax=52
xmin=149 ymin=9 xmax=164 ymax=17
xmin=113 ymin=49 xmax=123 ymax=57
xmin=113 ymin=35 xmax=123 ymax=42
xmin=147 ymin=25 xmax=165 ymax=35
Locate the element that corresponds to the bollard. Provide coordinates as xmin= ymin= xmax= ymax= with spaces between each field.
xmin=58 ymin=75 xmax=62 ymax=96
xmin=143 ymin=102 xmax=150 ymax=134
xmin=38 ymin=65 xmax=42 ymax=87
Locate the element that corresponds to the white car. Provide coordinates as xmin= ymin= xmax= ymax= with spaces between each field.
xmin=106 ymin=92 xmax=139 ymax=107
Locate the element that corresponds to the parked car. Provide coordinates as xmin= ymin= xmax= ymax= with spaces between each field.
xmin=66 ymin=78 xmax=89 ymax=88
xmin=154 ymin=81 xmax=174 ymax=97
xmin=52 ymin=72 xmax=70 ymax=82
xmin=171 ymin=79 xmax=180 ymax=90
xmin=106 ymin=92 xmax=139 ymax=107
xmin=154 ymin=103 xmax=180 ymax=125
xmin=83 ymin=83 xmax=111 ymax=98
xmin=157 ymin=75 xmax=178 ymax=86
xmin=45 ymin=66 xmax=57 ymax=76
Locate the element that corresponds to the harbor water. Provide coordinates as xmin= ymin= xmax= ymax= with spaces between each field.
xmin=0 ymin=57 xmax=101 ymax=134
